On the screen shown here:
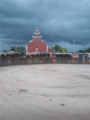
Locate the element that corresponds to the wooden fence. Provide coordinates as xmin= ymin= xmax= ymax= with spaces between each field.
xmin=0 ymin=58 xmax=90 ymax=67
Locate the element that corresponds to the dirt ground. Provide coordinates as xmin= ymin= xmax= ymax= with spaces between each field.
xmin=0 ymin=64 xmax=90 ymax=120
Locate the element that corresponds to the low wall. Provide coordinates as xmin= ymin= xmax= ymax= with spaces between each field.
xmin=0 ymin=58 xmax=89 ymax=67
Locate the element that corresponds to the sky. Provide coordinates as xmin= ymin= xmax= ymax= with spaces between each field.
xmin=0 ymin=0 xmax=90 ymax=52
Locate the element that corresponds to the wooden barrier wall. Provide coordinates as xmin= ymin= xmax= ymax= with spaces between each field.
xmin=0 ymin=58 xmax=89 ymax=67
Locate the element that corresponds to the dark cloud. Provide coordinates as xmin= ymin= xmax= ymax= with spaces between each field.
xmin=1 ymin=0 xmax=90 ymax=51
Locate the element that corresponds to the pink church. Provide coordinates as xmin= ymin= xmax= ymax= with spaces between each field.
xmin=26 ymin=28 xmax=53 ymax=54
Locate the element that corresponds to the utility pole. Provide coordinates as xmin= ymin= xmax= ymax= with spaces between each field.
xmin=54 ymin=39 xmax=55 ymax=53
xmin=3 ymin=46 xmax=4 ymax=51
xmin=73 ymin=38 xmax=75 ymax=54
xmin=54 ymin=39 xmax=55 ymax=59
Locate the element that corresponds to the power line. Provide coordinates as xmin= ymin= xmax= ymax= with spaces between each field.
xmin=44 ymin=39 xmax=90 ymax=41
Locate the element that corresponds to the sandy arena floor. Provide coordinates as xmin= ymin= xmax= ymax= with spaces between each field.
xmin=0 ymin=64 xmax=90 ymax=120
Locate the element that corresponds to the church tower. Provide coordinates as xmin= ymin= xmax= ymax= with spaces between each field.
xmin=32 ymin=28 xmax=42 ymax=41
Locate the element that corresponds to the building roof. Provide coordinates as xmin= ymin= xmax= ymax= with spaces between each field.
xmin=40 ymin=52 xmax=50 ymax=54
xmin=26 ymin=51 xmax=50 ymax=55
xmin=0 ymin=51 xmax=21 ymax=55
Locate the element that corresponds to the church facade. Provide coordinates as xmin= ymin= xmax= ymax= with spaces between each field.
xmin=26 ymin=28 xmax=53 ymax=54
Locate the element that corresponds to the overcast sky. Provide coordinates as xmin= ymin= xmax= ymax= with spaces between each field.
xmin=0 ymin=0 xmax=90 ymax=52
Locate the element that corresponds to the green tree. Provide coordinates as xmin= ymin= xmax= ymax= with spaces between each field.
xmin=59 ymin=47 xmax=62 ymax=52
xmin=87 ymin=48 xmax=90 ymax=52
xmin=55 ymin=45 xmax=61 ymax=52
xmin=2 ymin=50 xmax=8 ymax=52
xmin=52 ymin=44 xmax=68 ymax=53
xmin=10 ymin=46 xmax=16 ymax=51
xmin=62 ymin=48 xmax=68 ymax=53
xmin=78 ymin=48 xmax=90 ymax=53
xmin=78 ymin=50 xmax=84 ymax=53
xmin=10 ymin=46 xmax=26 ymax=55
xmin=16 ymin=46 xmax=25 ymax=52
